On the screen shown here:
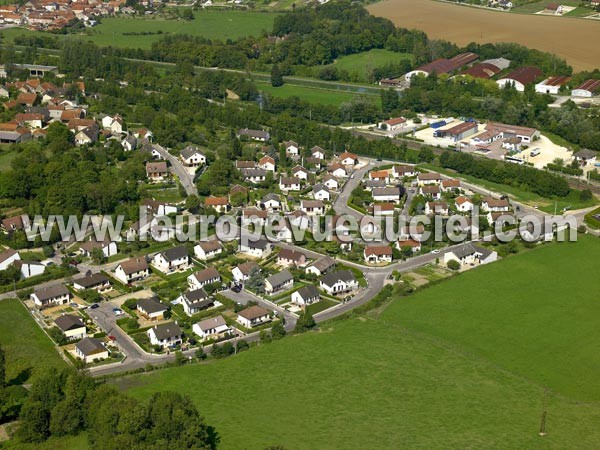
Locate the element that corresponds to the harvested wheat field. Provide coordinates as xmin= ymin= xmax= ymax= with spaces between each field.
xmin=368 ymin=0 xmax=600 ymax=71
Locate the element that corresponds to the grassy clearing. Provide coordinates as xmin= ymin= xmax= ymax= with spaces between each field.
xmin=1 ymin=433 xmax=89 ymax=449
xmin=0 ymin=298 xmax=65 ymax=383
xmin=257 ymin=81 xmax=368 ymax=107
xmin=118 ymin=238 xmax=600 ymax=449
xmin=323 ymin=49 xmax=412 ymax=82
xmin=0 ymin=11 xmax=276 ymax=49
xmin=418 ymin=163 xmax=598 ymax=213
xmin=0 ymin=147 xmax=17 ymax=171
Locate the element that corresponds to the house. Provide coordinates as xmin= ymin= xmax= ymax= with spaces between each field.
xmin=487 ymin=211 xmax=514 ymax=227
xmin=193 ymin=315 xmax=230 ymax=341
xmin=242 ymin=208 xmax=269 ymax=227
xmin=75 ymin=126 xmax=98 ymax=146
xmin=292 ymin=165 xmax=309 ymax=180
xmin=79 ymin=239 xmax=118 ymax=259
xmin=101 ymin=115 xmax=123 ymax=134
xmin=1 ymin=215 xmax=29 ymax=234
xmin=301 ymin=199 xmax=325 ymax=216
xmin=146 ymin=161 xmax=169 ymax=181
xmin=419 ymin=185 xmax=442 ymax=200
xmin=15 ymin=260 xmax=45 ymax=279
xmin=319 ymin=270 xmax=358 ymax=295
xmin=545 ymin=2 xmax=564 ymax=13
xmin=369 ymin=170 xmax=390 ymax=183
xmin=16 ymin=92 xmax=37 ymax=107
xmin=328 ymin=163 xmax=348 ymax=178
xmin=242 ymin=168 xmax=267 ymax=184
xmin=237 ymin=305 xmax=270 ymax=328
xmin=364 ymin=245 xmax=393 ymax=264
xmin=378 ymin=117 xmax=406 ymax=132
xmin=260 ymin=193 xmax=281 ymax=212
xmin=232 ymin=261 xmax=260 ymax=283
xmin=470 ymin=129 xmax=504 ymax=148
xmin=370 ymin=203 xmax=395 ymax=216
xmin=237 ymin=128 xmax=270 ymax=142
xmin=322 ymin=174 xmax=339 ymax=190
xmin=194 ymin=241 xmax=223 ymax=261
xmin=313 ymin=183 xmax=330 ymax=201
xmin=425 ymin=201 xmax=449 ymax=215
xmin=147 ymin=322 xmax=183 ymax=348
xmin=271 ymin=220 xmax=294 ymax=243
xmin=455 ymin=196 xmax=474 ymax=212
xmin=236 ymin=160 xmax=257 ymax=170
xmin=497 ymin=67 xmax=543 ymax=92
xmin=481 ymin=197 xmax=511 ymax=212
xmin=441 ymin=179 xmax=461 ymax=192
xmin=287 ymin=210 xmax=311 ymax=230
xmin=265 ymin=270 xmax=294 ymax=294
xmin=572 ymin=79 xmax=600 ymax=98
xmin=179 ymin=289 xmax=215 ymax=316
xmin=285 ymin=140 xmax=300 ymax=157
xmin=277 ymin=248 xmax=307 ymax=268
xmin=339 ymin=151 xmax=359 ymax=166
xmin=486 ymin=122 xmax=540 ymax=144
xmin=311 ymin=146 xmax=326 ymax=160
xmin=573 ymin=149 xmax=597 ymax=166
xmin=152 ymin=246 xmax=190 ymax=274
xmin=239 ymin=238 xmax=272 ymax=258
xmin=399 ymin=225 xmax=425 ymax=242
xmin=114 ymin=258 xmax=149 ymax=284
xmin=31 ymin=284 xmax=70 ymax=308
xmin=188 ymin=267 xmax=221 ymax=290
xmin=257 ymin=155 xmax=275 ymax=172
xmin=73 ymin=273 xmax=111 ymax=292
xmin=443 ymin=243 xmax=498 ymax=266
xmin=366 ymin=181 xmax=388 ymax=194
xmin=75 ymin=338 xmax=108 ymax=363
xmin=291 ymin=285 xmax=320 ymax=306
xmin=136 ymin=297 xmax=168 ymax=321
xmin=179 ymin=146 xmax=206 ymax=168
xmin=306 ymin=256 xmax=335 ymax=276
xmin=0 ymin=248 xmax=20 ymax=271
xmin=54 ymin=314 xmax=86 ymax=340
xmin=279 ymin=176 xmax=301 ymax=192
xmin=142 ymin=199 xmax=178 ymax=217
xmin=204 ymin=196 xmax=229 ymax=213
xmin=372 ymin=187 xmax=403 ymax=203
xmin=535 ymin=76 xmax=570 ymax=95
xmin=417 ymin=172 xmax=442 ymax=186
xmin=396 ymin=239 xmax=422 ymax=253
xmin=392 ymin=165 xmax=417 ymax=178
xmin=121 ymin=135 xmax=137 ymax=151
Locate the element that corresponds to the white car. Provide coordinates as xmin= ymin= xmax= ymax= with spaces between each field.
xmin=430 ymin=249 xmax=440 ymax=254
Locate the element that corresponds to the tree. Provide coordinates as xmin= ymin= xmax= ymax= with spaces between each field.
xmin=0 ymin=345 xmax=5 ymax=388
xmin=580 ymin=189 xmax=592 ymax=201
xmin=17 ymin=400 xmax=50 ymax=442
xmin=185 ymin=194 xmax=201 ymax=213
xmin=271 ymin=64 xmax=284 ymax=87
xmin=245 ymin=267 xmax=265 ymax=294
xmin=294 ymin=311 xmax=316 ymax=333
xmin=181 ymin=8 xmax=194 ymax=20
xmin=271 ymin=321 xmax=286 ymax=340
xmin=90 ymin=247 xmax=106 ymax=265
xmin=447 ymin=260 xmax=460 ymax=271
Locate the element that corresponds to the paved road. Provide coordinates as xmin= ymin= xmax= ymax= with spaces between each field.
xmin=152 ymin=144 xmax=198 ymax=196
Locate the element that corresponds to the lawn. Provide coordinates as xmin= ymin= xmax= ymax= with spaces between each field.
xmin=323 ymin=48 xmax=413 ymax=82
xmin=0 ymin=298 xmax=65 ymax=384
xmin=256 ymin=81 xmax=370 ymax=107
xmin=0 ymin=11 xmax=276 ymax=49
xmin=418 ymin=163 xmax=598 ymax=213
xmin=118 ymin=237 xmax=600 ymax=449
xmin=1 ymin=433 xmax=89 ymax=450
xmin=0 ymin=147 xmax=17 ymax=172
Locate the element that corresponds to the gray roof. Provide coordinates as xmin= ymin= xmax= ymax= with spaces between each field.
xmin=150 ymin=322 xmax=182 ymax=340
xmin=309 ymin=256 xmax=335 ymax=273
xmin=34 ymin=284 xmax=70 ymax=301
xmin=451 ymin=243 xmax=493 ymax=260
xmin=574 ymin=149 xmax=596 ymax=159
xmin=237 ymin=129 xmax=269 ymax=139
xmin=313 ymin=183 xmax=329 ymax=194
xmin=320 ymin=270 xmax=356 ymax=288
xmin=137 ymin=297 xmax=168 ymax=314
xmin=74 ymin=273 xmax=109 ymax=289
xmin=296 ymin=285 xmax=320 ymax=301
xmin=246 ymin=239 xmax=269 ymax=250
xmin=161 ymin=245 xmax=188 ymax=262
xmin=242 ymin=168 xmax=267 ymax=177
xmin=183 ymin=289 xmax=213 ymax=310
xmin=76 ymin=337 xmax=105 ymax=357
xmin=180 ymin=145 xmax=203 ymax=159
xmin=266 ymin=270 xmax=293 ymax=287
xmin=54 ymin=314 xmax=84 ymax=332
xmin=364 ymin=180 xmax=387 ymax=189
xmin=373 ymin=187 xmax=401 ymax=197
xmin=262 ymin=193 xmax=280 ymax=203
xmin=195 ymin=315 xmax=227 ymax=332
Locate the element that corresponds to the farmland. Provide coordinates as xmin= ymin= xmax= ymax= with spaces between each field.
xmin=118 ymin=237 xmax=600 ymax=449
xmin=0 ymin=10 xmax=276 ymax=49
xmin=0 ymin=298 xmax=65 ymax=384
xmin=367 ymin=0 xmax=600 ymax=71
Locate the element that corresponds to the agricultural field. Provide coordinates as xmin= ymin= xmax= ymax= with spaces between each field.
xmin=322 ymin=49 xmax=413 ymax=83
xmin=0 ymin=298 xmax=65 ymax=384
xmin=0 ymin=10 xmax=276 ymax=49
xmin=256 ymin=81 xmax=373 ymax=107
xmin=118 ymin=237 xmax=600 ymax=449
xmin=367 ymin=0 xmax=600 ymax=71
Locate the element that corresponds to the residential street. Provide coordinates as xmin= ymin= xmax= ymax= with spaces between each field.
xmin=152 ymin=143 xmax=198 ymax=196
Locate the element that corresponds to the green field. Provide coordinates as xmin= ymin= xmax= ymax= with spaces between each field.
xmin=257 ymin=81 xmax=372 ymax=107
xmin=323 ymin=49 xmax=413 ymax=82
xmin=0 ymin=298 xmax=65 ymax=384
xmin=0 ymin=11 xmax=276 ymax=49
xmin=0 ymin=433 xmax=89 ymax=450
xmin=118 ymin=237 xmax=600 ymax=449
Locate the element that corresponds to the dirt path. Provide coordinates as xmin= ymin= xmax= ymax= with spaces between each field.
xmin=367 ymin=0 xmax=600 ymax=71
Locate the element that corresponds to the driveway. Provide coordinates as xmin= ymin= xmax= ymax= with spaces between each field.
xmin=152 ymin=144 xmax=198 ymax=196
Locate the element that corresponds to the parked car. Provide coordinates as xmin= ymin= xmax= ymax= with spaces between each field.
xmin=112 ymin=308 xmax=124 ymax=316
xmin=89 ymin=303 xmax=100 ymax=310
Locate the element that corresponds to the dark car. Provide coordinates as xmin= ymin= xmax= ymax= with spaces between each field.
xmin=231 ymin=285 xmax=241 ymax=293
xmin=89 ymin=303 xmax=100 ymax=309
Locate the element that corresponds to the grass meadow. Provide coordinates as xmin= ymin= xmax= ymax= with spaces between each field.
xmin=323 ymin=48 xmax=413 ymax=82
xmin=0 ymin=298 xmax=65 ymax=384
xmin=256 ymin=81 xmax=371 ymax=107
xmin=117 ymin=236 xmax=600 ymax=449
